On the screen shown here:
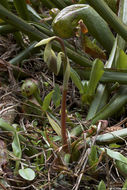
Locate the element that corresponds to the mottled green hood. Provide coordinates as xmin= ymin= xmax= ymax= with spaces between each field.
xmin=52 ymin=4 xmax=114 ymax=53
xmin=52 ymin=4 xmax=89 ymax=38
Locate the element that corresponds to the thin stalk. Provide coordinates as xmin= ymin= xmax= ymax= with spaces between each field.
xmin=52 ymin=37 xmax=69 ymax=153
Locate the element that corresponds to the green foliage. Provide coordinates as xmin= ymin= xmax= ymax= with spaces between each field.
xmin=44 ymin=42 xmax=57 ymax=74
xmin=116 ymin=49 xmax=127 ymax=69
xmin=52 ymin=84 xmax=61 ymax=108
xmin=71 ymin=59 xmax=104 ymax=105
xmin=70 ymin=68 xmax=84 ymax=94
xmin=102 ymin=148 xmax=127 ymax=164
xmin=98 ymin=180 xmax=106 ymax=190
xmin=19 ymin=168 xmax=35 ymax=181
xmin=1 ymin=0 xmax=127 ymax=189
xmin=115 ymin=160 xmax=127 ymax=178
xmin=88 ymin=145 xmax=98 ymax=172
xmin=12 ymin=132 xmax=22 ymax=172
xmin=122 ymin=179 xmax=127 ymax=190
xmin=64 ymin=153 xmax=71 ymax=164
xmin=42 ymin=90 xmax=54 ymax=111
xmin=47 ymin=114 xmax=61 ymax=136
xmin=81 ymin=59 xmax=104 ymax=104
xmin=52 ymin=4 xmax=114 ymax=52
xmin=13 ymin=0 xmax=30 ymax=21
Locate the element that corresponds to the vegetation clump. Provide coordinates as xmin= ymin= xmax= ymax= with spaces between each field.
xmin=0 ymin=0 xmax=127 ymax=189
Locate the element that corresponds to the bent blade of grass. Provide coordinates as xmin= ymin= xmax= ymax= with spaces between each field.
xmin=47 ymin=113 xmax=61 ymax=137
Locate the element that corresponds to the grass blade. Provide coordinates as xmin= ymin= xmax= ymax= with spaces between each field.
xmin=13 ymin=0 xmax=30 ymax=20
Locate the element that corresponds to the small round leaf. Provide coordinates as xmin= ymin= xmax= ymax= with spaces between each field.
xmin=19 ymin=168 xmax=35 ymax=181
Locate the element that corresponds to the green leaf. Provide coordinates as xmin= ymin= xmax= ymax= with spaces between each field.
xmin=13 ymin=0 xmax=29 ymax=21
xmin=82 ymin=59 xmax=104 ymax=103
xmin=12 ymin=132 xmax=21 ymax=159
xmin=64 ymin=153 xmax=71 ymax=164
xmin=109 ymin=143 xmax=121 ymax=148
xmin=23 ymin=99 xmax=42 ymax=116
xmin=0 ymin=118 xmax=16 ymax=133
xmin=87 ymin=59 xmax=104 ymax=96
xmin=86 ymin=84 xmax=108 ymax=120
xmin=63 ymin=57 xmax=70 ymax=90
xmin=47 ymin=114 xmax=61 ymax=136
xmin=115 ymin=160 xmax=127 ymax=177
xmin=86 ymin=0 xmax=127 ymax=120
xmin=105 ymin=38 xmax=118 ymax=68
xmin=71 ymin=125 xmax=83 ymax=137
xmin=19 ymin=168 xmax=35 ymax=181
xmin=52 ymin=84 xmax=61 ymax=108
xmin=116 ymin=49 xmax=127 ymax=69
xmin=98 ymin=180 xmax=106 ymax=190
xmin=89 ymin=145 xmax=98 ymax=163
xmin=102 ymin=148 xmax=127 ymax=164
xmin=34 ymin=36 xmax=56 ymax=47
xmin=44 ymin=42 xmax=57 ymax=74
xmin=122 ymin=179 xmax=127 ymax=190
xmin=27 ymin=4 xmax=42 ymax=20
xmin=70 ymin=68 xmax=84 ymax=94
xmin=88 ymin=145 xmax=98 ymax=171
xmin=42 ymin=90 xmax=54 ymax=111
xmin=12 ymin=132 xmax=22 ymax=172
xmin=91 ymin=86 xmax=127 ymax=124
xmin=56 ymin=52 xmax=63 ymax=75
xmin=44 ymin=42 xmax=52 ymax=63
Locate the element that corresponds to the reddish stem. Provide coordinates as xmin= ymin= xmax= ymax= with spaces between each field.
xmin=61 ymin=89 xmax=69 ymax=152
xmin=50 ymin=37 xmax=69 ymax=152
